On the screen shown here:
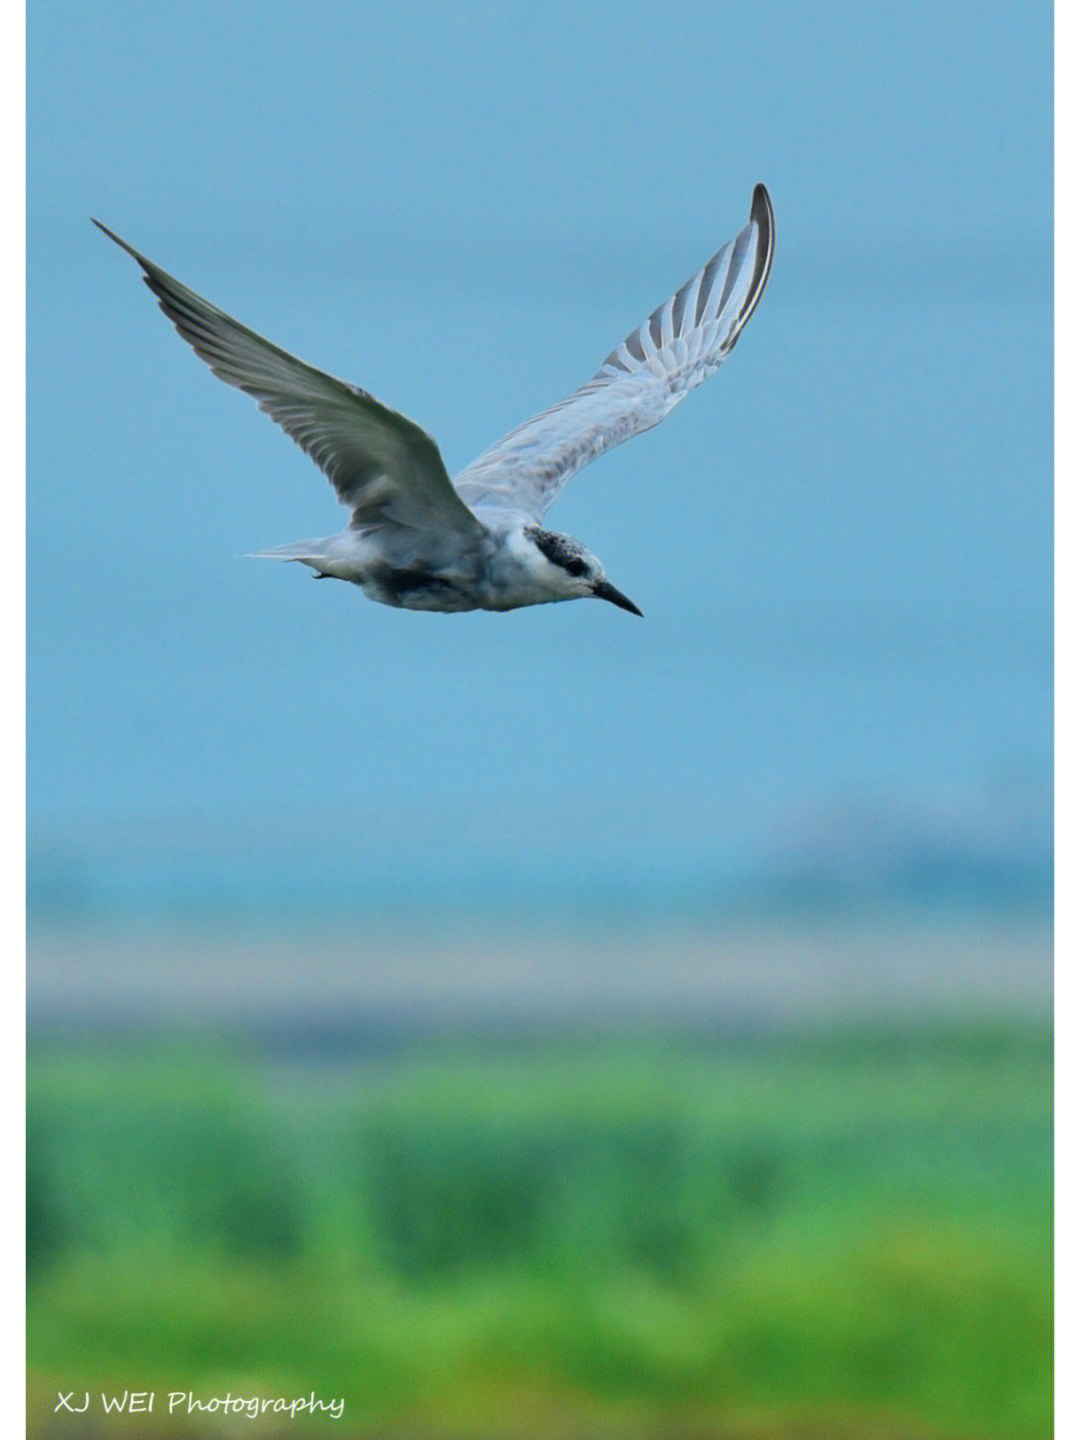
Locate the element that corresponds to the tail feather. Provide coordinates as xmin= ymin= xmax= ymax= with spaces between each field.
xmin=246 ymin=540 xmax=325 ymax=561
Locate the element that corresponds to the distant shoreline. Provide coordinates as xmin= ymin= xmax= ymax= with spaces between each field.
xmin=28 ymin=907 xmax=1050 ymax=1034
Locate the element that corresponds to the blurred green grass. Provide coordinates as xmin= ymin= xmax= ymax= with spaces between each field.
xmin=27 ymin=1024 xmax=1050 ymax=1438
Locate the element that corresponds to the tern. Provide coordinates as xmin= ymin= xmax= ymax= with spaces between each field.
xmin=94 ymin=184 xmax=774 ymax=618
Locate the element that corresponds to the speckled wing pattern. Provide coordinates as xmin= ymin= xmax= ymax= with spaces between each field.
xmin=91 ymin=220 xmax=485 ymax=539
xmin=453 ymin=184 xmax=775 ymax=523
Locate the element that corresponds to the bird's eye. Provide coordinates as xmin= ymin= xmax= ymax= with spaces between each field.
xmin=565 ymin=558 xmax=588 ymax=577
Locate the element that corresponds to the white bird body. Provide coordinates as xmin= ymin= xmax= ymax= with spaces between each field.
xmin=260 ymin=523 xmax=619 ymax=613
xmin=94 ymin=185 xmax=774 ymax=619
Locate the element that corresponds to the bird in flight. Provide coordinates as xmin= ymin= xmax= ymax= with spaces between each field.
xmin=94 ymin=185 xmax=774 ymax=618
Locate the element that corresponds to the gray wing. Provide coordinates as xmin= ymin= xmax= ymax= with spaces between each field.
xmin=93 ymin=221 xmax=485 ymax=538
xmin=454 ymin=184 xmax=775 ymax=523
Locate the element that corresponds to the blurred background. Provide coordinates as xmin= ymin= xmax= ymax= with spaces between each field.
xmin=28 ymin=2 xmax=1051 ymax=1437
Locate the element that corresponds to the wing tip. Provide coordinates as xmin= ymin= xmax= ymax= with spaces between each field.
xmin=91 ymin=216 xmax=145 ymax=267
xmin=91 ymin=215 xmax=119 ymax=242
xmin=734 ymin=183 xmax=775 ymax=334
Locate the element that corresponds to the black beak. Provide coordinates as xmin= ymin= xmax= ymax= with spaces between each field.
xmin=593 ymin=579 xmax=643 ymax=617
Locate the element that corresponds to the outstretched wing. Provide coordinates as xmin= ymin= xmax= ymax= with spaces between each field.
xmin=93 ymin=221 xmax=485 ymax=538
xmin=453 ymin=184 xmax=774 ymax=523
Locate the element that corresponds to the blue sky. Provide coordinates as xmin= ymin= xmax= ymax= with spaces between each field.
xmin=27 ymin=0 xmax=1051 ymax=917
